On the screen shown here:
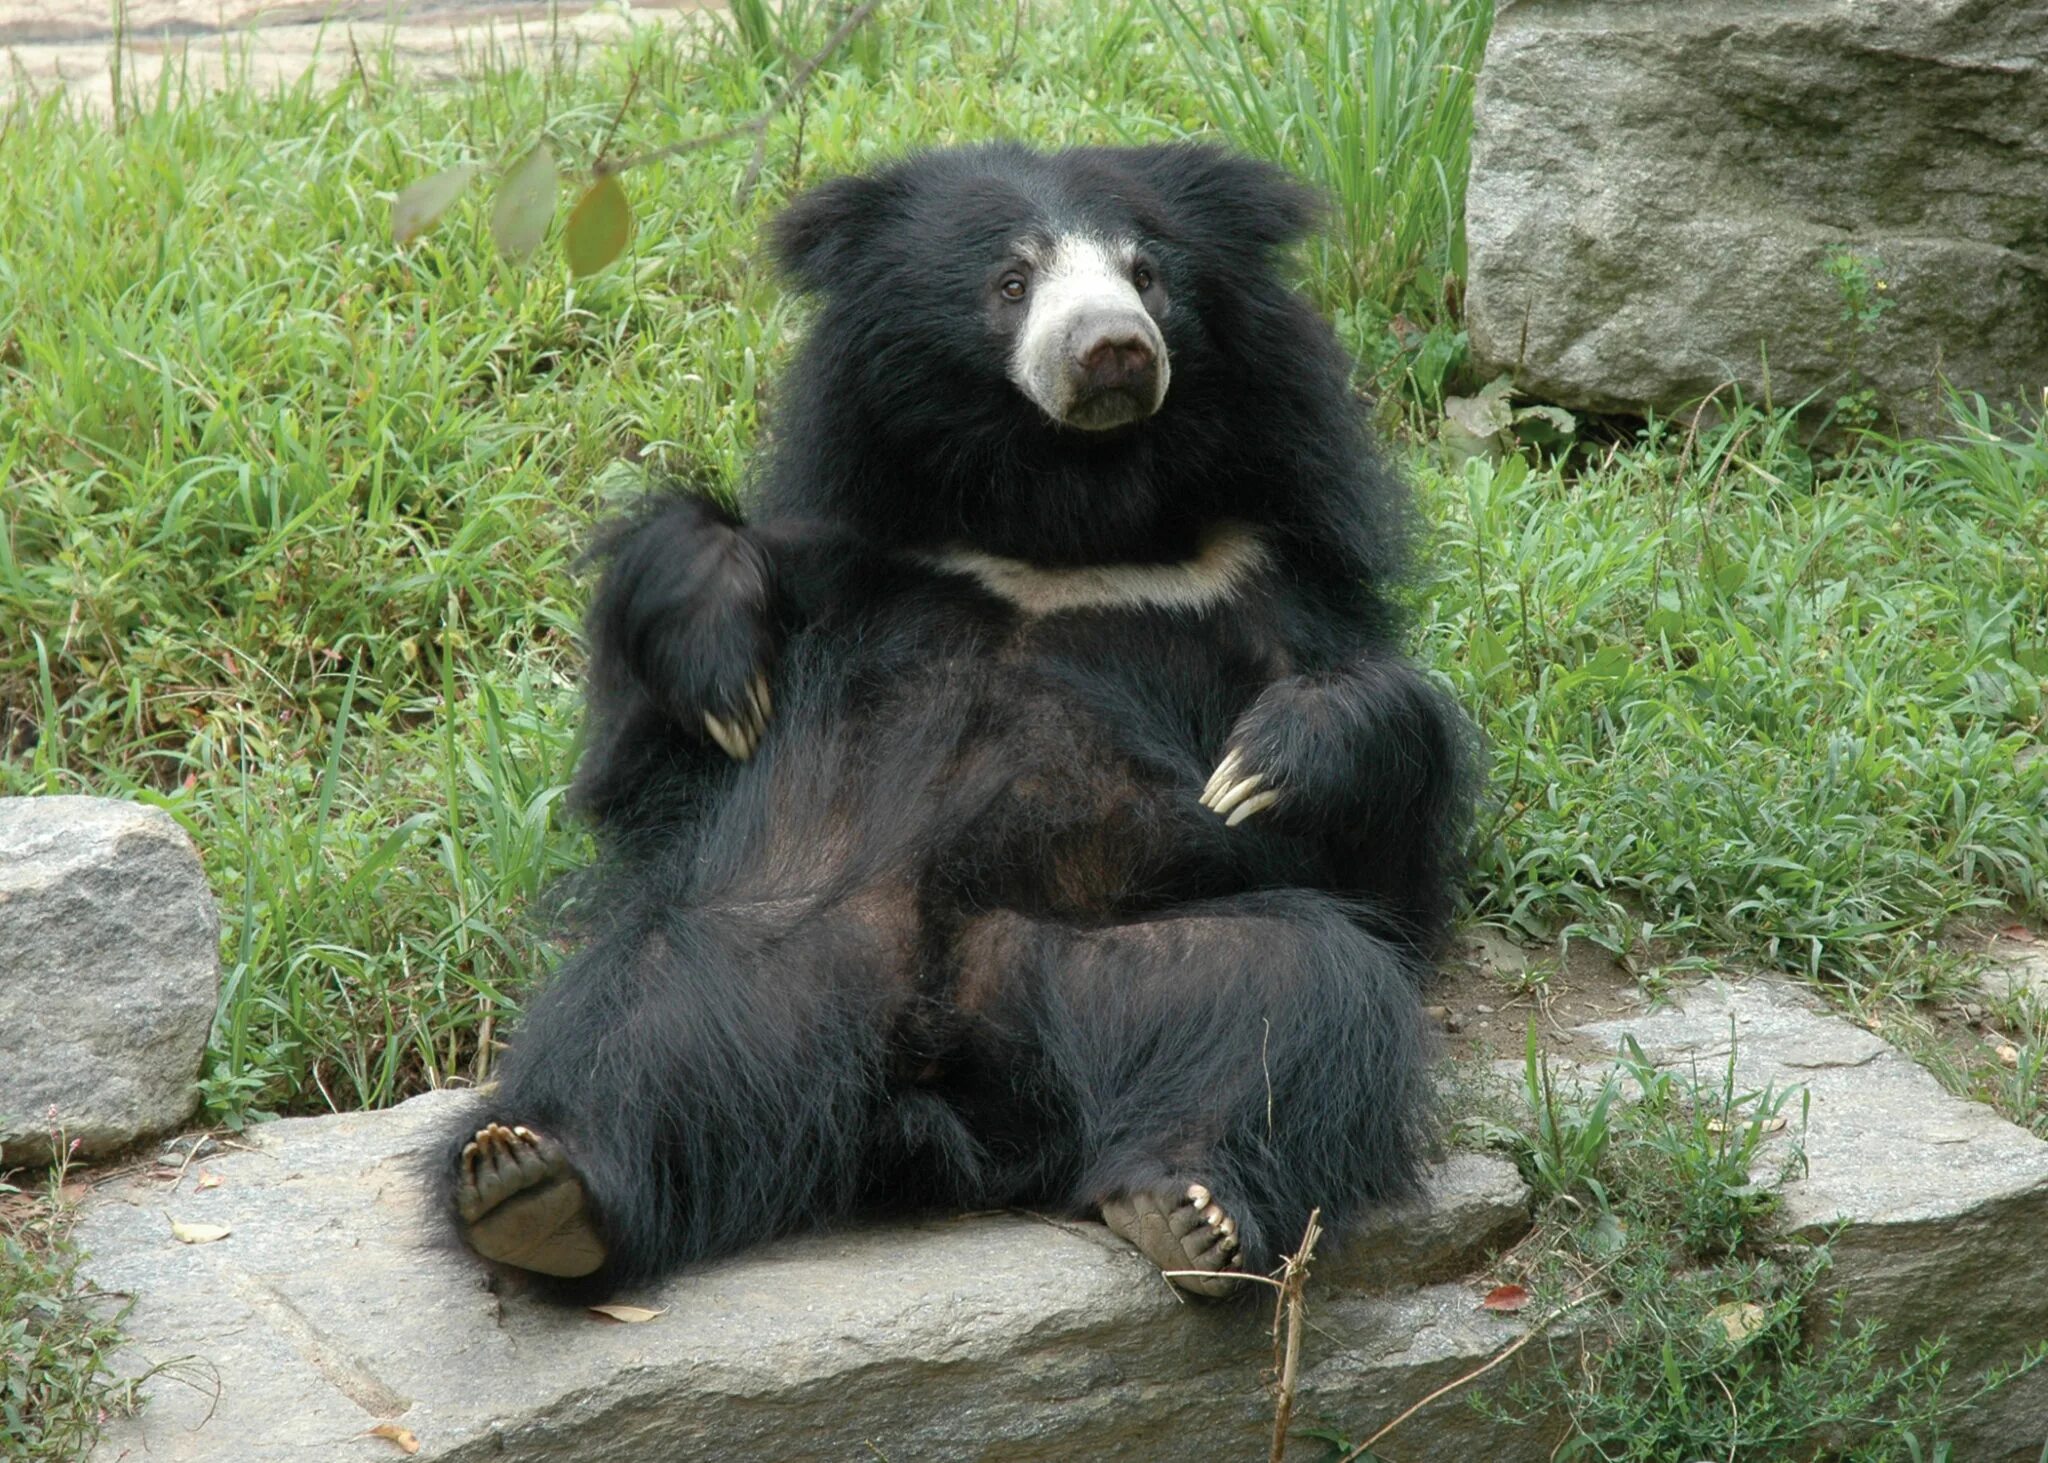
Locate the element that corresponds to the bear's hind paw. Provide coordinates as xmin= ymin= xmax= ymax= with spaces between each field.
xmin=1102 ymin=1182 xmax=1248 ymax=1300
xmin=455 ymin=1123 xmax=608 ymax=1279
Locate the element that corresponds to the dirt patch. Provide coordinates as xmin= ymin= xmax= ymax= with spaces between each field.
xmin=1430 ymin=927 xmax=1655 ymax=1067
xmin=2 ymin=0 xmax=714 ymax=110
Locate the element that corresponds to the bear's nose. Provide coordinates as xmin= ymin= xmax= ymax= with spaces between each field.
xmin=1075 ymin=330 xmax=1157 ymax=392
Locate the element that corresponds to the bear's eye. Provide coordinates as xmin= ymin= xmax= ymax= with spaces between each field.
xmin=999 ymin=274 xmax=1028 ymax=302
xmin=1133 ymin=264 xmax=1155 ymax=292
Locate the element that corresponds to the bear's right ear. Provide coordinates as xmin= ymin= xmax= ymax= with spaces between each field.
xmin=770 ymin=173 xmax=900 ymax=293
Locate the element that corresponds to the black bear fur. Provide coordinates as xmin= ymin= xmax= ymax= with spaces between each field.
xmin=439 ymin=142 xmax=1477 ymax=1297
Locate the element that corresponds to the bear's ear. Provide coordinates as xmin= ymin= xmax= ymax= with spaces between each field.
xmin=770 ymin=172 xmax=902 ymax=293
xmin=1114 ymin=143 xmax=1323 ymax=254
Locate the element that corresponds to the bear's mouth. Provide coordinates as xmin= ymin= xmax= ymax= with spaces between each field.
xmin=1058 ymin=383 xmax=1162 ymax=432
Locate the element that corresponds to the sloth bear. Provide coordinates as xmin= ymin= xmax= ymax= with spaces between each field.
xmin=441 ymin=142 xmax=1475 ymax=1301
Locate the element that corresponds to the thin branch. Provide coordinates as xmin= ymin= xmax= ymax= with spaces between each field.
xmin=597 ymin=0 xmax=883 ymax=184
xmin=1335 ymin=1292 xmax=1595 ymax=1463
xmin=593 ymin=67 xmax=644 ymax=172
xmin=597 ymin=117 xmax=767 ymax=179
xmin=735 ymin=0 xmax=882 ymax=206
xmin=1268 ymin=1208 xmax=1323 ymax=1463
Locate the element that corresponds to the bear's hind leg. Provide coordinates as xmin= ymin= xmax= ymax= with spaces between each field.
xmin=440 ymin=892 xmax=900 ymax=1293
xmin=960 ymin=891 xmax=1430 ymax=1299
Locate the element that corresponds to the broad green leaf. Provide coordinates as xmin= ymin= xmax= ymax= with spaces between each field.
xmin=1512 ymin=402 xmax=1577 ymax=437
xmin=391 ymin=163 xmax=478 ymax=245
xmin=491 ymin=144 xmax=558 ymax=261
xmin=1445 ymin=388 xmax=1512 ymax=440
xmin=564 ymin=175 xmax=633 ymax=277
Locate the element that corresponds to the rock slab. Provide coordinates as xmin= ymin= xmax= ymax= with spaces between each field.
xmin=78 ymin=1093 xmax=1541 ymax=1461
xmin=0 ymin=796 xmax=218 ymax=1163
xmin=1466 ymin=0 xmax=2048 ymax=435
xmin=1576 ymin=981 xmax=2048 ymax=1463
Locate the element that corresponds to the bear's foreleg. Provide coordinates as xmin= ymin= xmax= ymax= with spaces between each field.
xmin=958 ymin=890 xmax=1431 ymax=1299
xmin=1201 ymin=655 xmax=1473 ymax=948
xmin=587 ymin=493 xmax=782 ymax=761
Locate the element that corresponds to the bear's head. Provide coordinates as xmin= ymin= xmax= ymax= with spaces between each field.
xmin=764 ymin=144 xmax=1348 ymax=563
xmin=772 ymin=143 xmax=1320 ymax=435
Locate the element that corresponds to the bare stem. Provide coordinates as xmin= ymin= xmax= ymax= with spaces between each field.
xmin=597 ymin=0 xmax=883 ymax=185
xmin=1269 ymin=1207 xmax=1323 ymax=1463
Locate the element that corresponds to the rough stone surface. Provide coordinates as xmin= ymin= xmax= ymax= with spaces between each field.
xmin=1576 ymin=980 xmax=2048 ymax=1463
xmin=0 ymin=796 xmax=218 ymax=1163
xmin=1466 ymin=0 xmax=2048 ymax=436
xmin=79 ymin=1092 xmax=1542 ymax=1461
xmin=1325 ymin=1150 xmax=1531 ymax=1292
xmin=1984 ymin=937 xmax=2048 ymax=1008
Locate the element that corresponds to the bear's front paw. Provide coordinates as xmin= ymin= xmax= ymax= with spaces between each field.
xmin=1201 ymin=675 xmax=1364 ymax=829
xmin=1199 ymin=747 xmax=1283 ymax=826
xmin=701 ymin=671 xmax=774 ymax=762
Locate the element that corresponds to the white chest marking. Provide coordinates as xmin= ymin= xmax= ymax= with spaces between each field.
xmin=922 ymin=525 xmax=1270 ymax=617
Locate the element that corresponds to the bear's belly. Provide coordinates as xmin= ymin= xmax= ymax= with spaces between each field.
xmin=894 ymin=618 xmax=1257 ymax=920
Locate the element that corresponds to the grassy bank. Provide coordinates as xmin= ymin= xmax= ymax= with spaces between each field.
xmin=2 ymin=0 xmax=2043 ymax=1133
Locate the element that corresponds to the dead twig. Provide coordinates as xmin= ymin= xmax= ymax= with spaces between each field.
xmin=1269 ymin=1208 xmax=1323 ymax=1463
xmin=1335 ymin=1291 xmax=1596 ymax=1463
xmin=597 ymin=0 xmax=883 ymax=189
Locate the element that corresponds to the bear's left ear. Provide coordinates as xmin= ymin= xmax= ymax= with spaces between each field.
xmin=1113 ymin=143 xmax=1323 ymax=254
xmin=770 ymin=172 xmax=903 ymax=293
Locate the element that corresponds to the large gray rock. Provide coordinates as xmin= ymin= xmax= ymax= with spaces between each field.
xmin=78 ymin=1092 xmax=1544 ymax=1461
xmin=1466 ymin=1 xmax=2048 ymax=436
xmin=0 ymin=796 xmax=218 ymax=1162
xmin=1576 ymin=981 xmax=2048 ymax=1462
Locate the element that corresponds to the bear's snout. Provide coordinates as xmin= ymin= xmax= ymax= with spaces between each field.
xmin=1053 ymin=309 xmax=1167 ymax=431
xmin=1075 ymin=322 xmax=1157 ymax=393
xmin=1006 ymin=233 xmax=1172 ymax=433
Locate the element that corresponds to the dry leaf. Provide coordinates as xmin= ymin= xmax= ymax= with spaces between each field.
xmin=588 ymin=1303 xmax=665 ymax=1324
xmin=1705 ymin=1115 xmax=1787 ymax=1135
xmin=1709 ymin=1300 xmax=1767 ymax=1345
xmin=564 ymin=174 xmax=633 ymax=277
xmin=168 ymin=1217 xmax=230 ymax=1245
xmin=392 ymin=163 xmax=480 ymax=246
xmin=1480 ymin=1283 xmax=1531 ymax=1313
xmin=195 ymin=1171 xmax=222 ymax=1190
xmin=367 ymin=1422 xmax=421 ymax=1454
xmin=1998 ymin=924 xmax=2038 ymax=943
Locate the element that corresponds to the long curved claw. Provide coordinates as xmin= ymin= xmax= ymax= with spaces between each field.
xmin=1208 ymin=772 xmax=1267 ymax=818
xmin=703 ymin=710 xmax=751 ymax=761
xmin=1225 ymin=788 xmax=1280 ymax=827
xmin=1200 ymin=749 xmax=1244 ymax=807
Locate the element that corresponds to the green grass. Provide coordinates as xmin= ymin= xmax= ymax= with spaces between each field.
xmin=1420 ymin=1039 xmax=2048 ymax=1463
xmin=1425 ymin=401 xmax=2048 ymax=992
xmin=1 ymin=0 xmax=2044 ymax=1139
xmin=1 ymin=1157 xmax=129 ymax=1461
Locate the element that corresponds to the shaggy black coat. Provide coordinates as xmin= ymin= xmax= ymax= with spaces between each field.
xmin=443 ymin=142 xmax=1476 ymax=1295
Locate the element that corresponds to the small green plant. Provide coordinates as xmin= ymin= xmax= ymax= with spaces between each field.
xmin=1492 ymin=1241 xmax=2045 ymax=1462
xmin=1439 ymin=374 xmax=1578 ymax=465
xmin=1609 ymin=1029 xmax=1807 ymax=1259
xmin=1820 ymin=247 xmax=1894 ymax=432
xmin=0 ymin=1124 xmax=132 ymax=1460
xmin=1518 ymin=1021 xmax=1619 ymax=1211
xmin=1460 ymin=1035 xmax=2046 ymax=1460
xmin=1151 ymin=0 xmax=1493 ymax=337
